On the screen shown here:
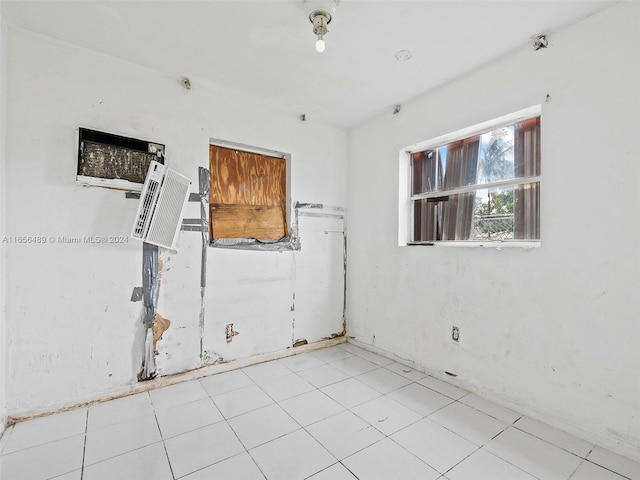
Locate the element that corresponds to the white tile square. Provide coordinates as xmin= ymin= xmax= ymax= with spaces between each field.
xmin=199 ymin=369 xmax=254 ymax=397
xmin=82 ymin=442 xmax=173 ymax=480
xmin=352 ymin=395 xmax=422 ymax=436
xmin=307 ymin=462 xmax=358 ymax=479
xmin=588 ymin=446 xmax=640 ymax=479
xmin=321 ymin=378 xmax=381 ymax=408
xmin=278 ymin=352 xmax=326 ymax=372
xmin=307 ymin=410 xmax=385 ymax=460
xmin=259 ymin=373 xmax=315 ymax=402
xmin=50 ymin=470 xmax=82 ymax=480
xmin=342 ymin=438 xmax=440 ymax=480
xmin=88 ymin=393 xmax=153 ymax=431
xmin=242 ymin=360 xmax=292 ymax=384
xmin=0 ymin=434 xmax=85 ymax=480
xmin=485 ymin=427 xmax=583 ymax=480
xmin=571 ymin=460 xmax=629 ymax=480
xmin=338 ymin=343 xmax=367 ymax=354
xmin=228 ymin=404 xmax=300 ymax=449
xmin=156 ymin=397 xmax=223 ymax=439
xmin=459 ymin=394 xmax=521 ymax=423
xmin=429 ymin=402 xmax=508 ymax=446
xmin=385 ymin=362 xmax=427 ymax=381
xmin=250 ymin=429 xmax=335 ymax=480
xmin=149 ymin=380 xmax=209 ymax=411
xmin=297 ymin=363 xmax=350 ymax=388
xmin=386 ymin=383 xmax=453 ymax=416
xmin=446 ymin=448 xmax=536 ymax=480
xmin=279 ymin=390 xmax=344 ymax=426
xmin=84 ymin=414 xmax=161 ymax=466
xmin=391 ymin=418 xmax=478 ymax=473
xmin=164 ymin=421 xmax=245 ymax=478
xmin=330 ymin=356 xmax=378 ymax=376
xmin=181 ymin=452 xmax=265 ymax=480
xmin=355 ymin=368 xmax=412 ymax=394
xmin=212 ymin=384 xmax=273 ymax=418
xmin=418 ymin=376 xmax=468 ymax=400
xmin=341 ymin=344 xmax=395 ymax=366
xmin=514 ymin=416 xmax=593 ymax=457
xmin=2 ymin=408 xmax=87 ymax=454
xmin=309 ymin=345 xmax=353 ymax=363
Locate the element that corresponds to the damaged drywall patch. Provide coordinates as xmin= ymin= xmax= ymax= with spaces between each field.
xmin=225 ymin=323 xmax=240 ymax=343
xmin=153 ymin=312 xmax=171 ymax=351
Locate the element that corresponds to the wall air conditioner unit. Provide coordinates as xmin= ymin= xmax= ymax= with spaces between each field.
xmin=131 ymin=161 xmax=192 ymax=251
xmin=77 ymin=128 xmax=165 ymax=192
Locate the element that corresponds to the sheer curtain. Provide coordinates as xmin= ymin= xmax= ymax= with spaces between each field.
xmin=441 ymin=137 xmax=480 ymax=240
xmin=412 ymin=150 xmax=440 ymax=241
xmin=514 ymin=118 xmax=541 ymax=239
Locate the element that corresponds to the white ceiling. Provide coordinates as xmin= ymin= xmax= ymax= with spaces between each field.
xmin=1 ymin=0 xmax=616 ymax=128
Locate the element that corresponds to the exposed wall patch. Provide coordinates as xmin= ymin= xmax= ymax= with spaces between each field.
xmin=225 ymin=324 xmax=239 ymax=343
xmin=153 ymin=312 xmax=171 ymax=350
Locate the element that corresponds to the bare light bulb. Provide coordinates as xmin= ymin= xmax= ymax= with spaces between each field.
xmin=315 ymin=37 xmax=325 ymax=53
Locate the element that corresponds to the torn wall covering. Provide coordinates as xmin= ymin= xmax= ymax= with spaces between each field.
xmin=4 ymin=27 xmax=348 ymax=416
xmin=154 ymin=201 xmax=347 ymax=377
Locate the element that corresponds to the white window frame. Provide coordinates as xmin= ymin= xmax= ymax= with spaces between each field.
xmin=398 ymin=105 xmax=542 ymax=248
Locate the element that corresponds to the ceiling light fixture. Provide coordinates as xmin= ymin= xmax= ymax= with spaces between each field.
xmin=305 ymin=1 xmax=339 ymax=53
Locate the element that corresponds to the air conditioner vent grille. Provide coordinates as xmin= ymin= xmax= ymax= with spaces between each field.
xmin=131 ymin=161 xmax=191 ymax=251
xmin=133 ymin=178 xmax=160 ymax=238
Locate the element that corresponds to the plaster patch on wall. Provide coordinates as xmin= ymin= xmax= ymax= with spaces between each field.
xmin=153 ymin=312 xmax=170 ymax=350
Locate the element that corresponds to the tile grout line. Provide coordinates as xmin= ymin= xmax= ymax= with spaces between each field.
xmin=80 ymin=408 xmax=88 ymax=480
xmin=151 ymin=394 xmax=177 ymax=480
xmin=197 ymin=362 xmax=300 ymax=479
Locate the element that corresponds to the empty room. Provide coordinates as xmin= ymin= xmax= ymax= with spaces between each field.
xmin=0 ymin=0 xmax=638 ymax=479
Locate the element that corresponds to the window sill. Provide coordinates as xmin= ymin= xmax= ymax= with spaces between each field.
xmin=209 ymin=236 xmax=300 ymax=252
xmin=406 ymin=240 xmax=540 ymax=249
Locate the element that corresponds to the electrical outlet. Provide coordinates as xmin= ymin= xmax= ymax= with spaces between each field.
xmin=452 ymin=326 xmax=460 ymax=342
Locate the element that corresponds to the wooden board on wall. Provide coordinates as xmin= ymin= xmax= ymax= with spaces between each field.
xmin=210 ymin=204 xmax=286 ymax=241
xmin=209 ymin=145 xmax=287 ymax=241
xmin=209 ymin=146 xmax=285 ymax=206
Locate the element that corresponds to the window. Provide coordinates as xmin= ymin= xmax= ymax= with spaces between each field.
xmin=209 ymin=144 xmax=288 ymax=242
xmin=405 ymin=108 xmax=541 ymax=245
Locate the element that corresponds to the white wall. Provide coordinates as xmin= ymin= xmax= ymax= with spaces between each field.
xmin=0 ymin=7 xmax=8 ymax=435
xmin=4 ymin=28 xmax=347 ymax=416
xmin=347 ymin=2 xmax=640 ymax=461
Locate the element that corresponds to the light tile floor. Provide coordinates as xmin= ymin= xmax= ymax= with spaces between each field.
xmin=1 ymin=343 xmax=639 ymax=480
